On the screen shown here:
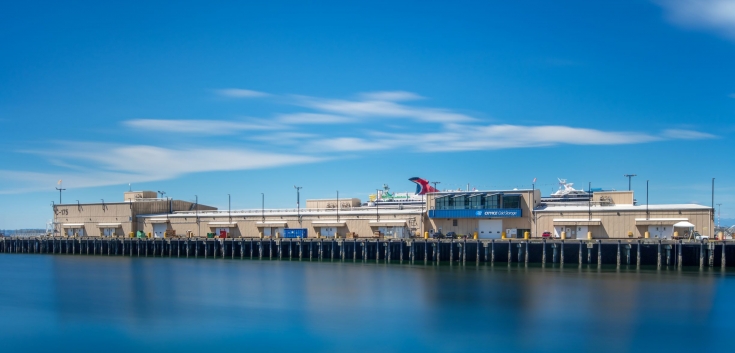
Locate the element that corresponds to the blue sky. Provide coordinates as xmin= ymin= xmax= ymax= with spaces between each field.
xmin=1 ymin=0 xmax=734 ymax=228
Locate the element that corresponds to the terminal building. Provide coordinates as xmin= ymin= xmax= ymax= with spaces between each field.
xmin=51 ymin=178 xmax=716 ymax=240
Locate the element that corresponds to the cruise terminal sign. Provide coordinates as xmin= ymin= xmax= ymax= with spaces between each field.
xmin=428 ymin=209 xmax=522 ymax=219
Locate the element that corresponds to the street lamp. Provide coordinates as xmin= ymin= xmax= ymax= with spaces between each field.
xmin=646 ymin=181 xmax=649 ymax=220
xmin=432 ymin=181 xmax=440 ymax=192
xmin=624 ymin=174 xmax=636 ymax=191
xmin=56 ymin=181 xmax=66 ymax=204
xmin=295 ymin=186 xmax=302 ymax=226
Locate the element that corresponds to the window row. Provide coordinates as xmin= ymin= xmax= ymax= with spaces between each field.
xmin=434 ymin=194 xmax=521 ymax=210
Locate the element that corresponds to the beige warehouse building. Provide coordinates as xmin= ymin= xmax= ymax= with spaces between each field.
xmin=52 ymin=185 xmax=715 ymax=240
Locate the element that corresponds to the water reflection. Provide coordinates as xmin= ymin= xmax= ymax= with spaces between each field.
xmin=0 ymin=255 xmax=733 ymax=352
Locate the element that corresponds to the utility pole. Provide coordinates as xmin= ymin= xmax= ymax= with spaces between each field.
xmin=294 ymin=186 xmax=302 ymax=226
xmin=432 ymin=181 xmax=440 ymax=191
xmin=624 ymin=174 xmax=637 ymax=191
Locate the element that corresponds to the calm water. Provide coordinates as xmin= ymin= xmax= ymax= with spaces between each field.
xmin=1 ymin=254 xmax=733 ymax=353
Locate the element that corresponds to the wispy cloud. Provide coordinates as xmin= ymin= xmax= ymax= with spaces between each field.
xmin=124 ymin=119 xmax=280 ymax=134
xmin=297 ymin=95 xmax=477 ymax=123
xmin=4 ymin=89 xmax=718 ymax=194
xmin=1 ymin=143 xmax=324 ymax=193
xmin=656 ymin=0 xmax=735 ymax=39
xmin=661 ymin=128 xmax=717 ymax=139
xmin=310 ymin=137 xmax=398 ymax=152
xmin=276 ymin=113 xmax=355 ymax=124
xmin=729 ymin=93 xmax=735 ymax=98
xmin=215 ymin=88 xmax=270 ymax=98
xmin=306 ymin=124 xmax=667 ymax=152
xmin=359 ymin=91 xmax=425 ymax=101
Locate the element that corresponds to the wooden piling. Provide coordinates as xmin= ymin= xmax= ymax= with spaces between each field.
xmin=507 ymin=240 xmax=512 ymax=264
xmin=542 ymin=239 xmax=546 ymax=265
xmin=578 ymin=241 xmax=583 ymax=266
xmin=560 ymin=241 xmax=565 ymax=266
xmin=722 ymin=241 xmax=726 ymax=269
xmin=491 ymin=240 xmax=494 ymax=263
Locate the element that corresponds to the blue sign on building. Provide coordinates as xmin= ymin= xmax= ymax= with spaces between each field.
xmin=428 ymin=209 xmax=522 ymax=219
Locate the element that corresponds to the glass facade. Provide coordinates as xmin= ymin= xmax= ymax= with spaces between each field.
xmin=502 ymin=195 xmax=520 ymax=209
xmin=434 ymin=193 xmax=523 ymax=210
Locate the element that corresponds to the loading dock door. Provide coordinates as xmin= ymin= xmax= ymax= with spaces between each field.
xmin=478 ymin=220 xmax=502 ymax=239
xmin=66 ymin=228 xmax=83 ymax=237
xmin=576 ymin=226 xmax=588 ymax=240
xmin=153 ymin=223 xmax=167 ymax=238
xmin=103 ymin=228 xmax=115 ymax=237
xmin=263 ymin=227 xmax=272 ymax=237
xmin=321 ymin=227 xmax=336 ymax=237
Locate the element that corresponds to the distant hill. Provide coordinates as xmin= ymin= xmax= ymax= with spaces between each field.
xmin=718 ymin=219 xmax=735 ymax=228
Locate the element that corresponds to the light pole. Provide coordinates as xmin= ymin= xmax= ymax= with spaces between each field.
xmin=195 ymin=195 xmax=199 ymax=237
xmin=712 ymin=178 xmax=715 ymax=238
xmin=588 ymin=182 xmax=591 ymax=221
xmin=56 ymin=180 xmax=66 ymax=204
xmin=432 ymin=181 xmax=440 ymax=191
xmin=158 ymin=191 xmax=166 ymax=199
xmin=295 ymin=186 xmax=302 ymax=226
xmin=646 ymin=181 xmax=649 ymax=220
xmin=261 ymin=193 xmax=265 ymax=223
xmin=336 ymin=190 xmax=340 ymax=222
xmin=624 ymin=174 xmax=637 ymax=191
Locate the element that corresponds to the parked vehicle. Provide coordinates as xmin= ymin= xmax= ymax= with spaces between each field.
xmin=432 ymin=232 xmax=445 ymax=239
xmin=445 ymin=231 xmax=457 ymax=239
xmin=694 ymin=231 xmax=709 ymax=241
xmin=542 ymin=231 xmax=552 ymax=238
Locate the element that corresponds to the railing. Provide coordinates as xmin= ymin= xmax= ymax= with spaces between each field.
xmin=173 ymin=205 xmax=424 ymax=216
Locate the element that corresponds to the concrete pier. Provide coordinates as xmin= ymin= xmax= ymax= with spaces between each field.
xmin=1 ymin=237 xmax=733 ymax=268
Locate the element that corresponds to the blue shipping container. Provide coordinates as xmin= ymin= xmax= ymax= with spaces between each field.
xmin=283 ymin=228 xmax=308 ymax=238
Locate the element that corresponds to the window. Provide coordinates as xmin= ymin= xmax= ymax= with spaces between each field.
xmin=435 ymin=195 xmax=450 ymax=210
xmin=451 ymin=195 xmax=467 ymax=210
xmin=469 ymin=194 xmax=483 ymax=209
xmin=502 ymin=195 xmax=521 ymax=209
xmin=452 ymin=219 xmax=458 ymax=226
xmin=484 ymin=194 xmax=500 ymax=209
